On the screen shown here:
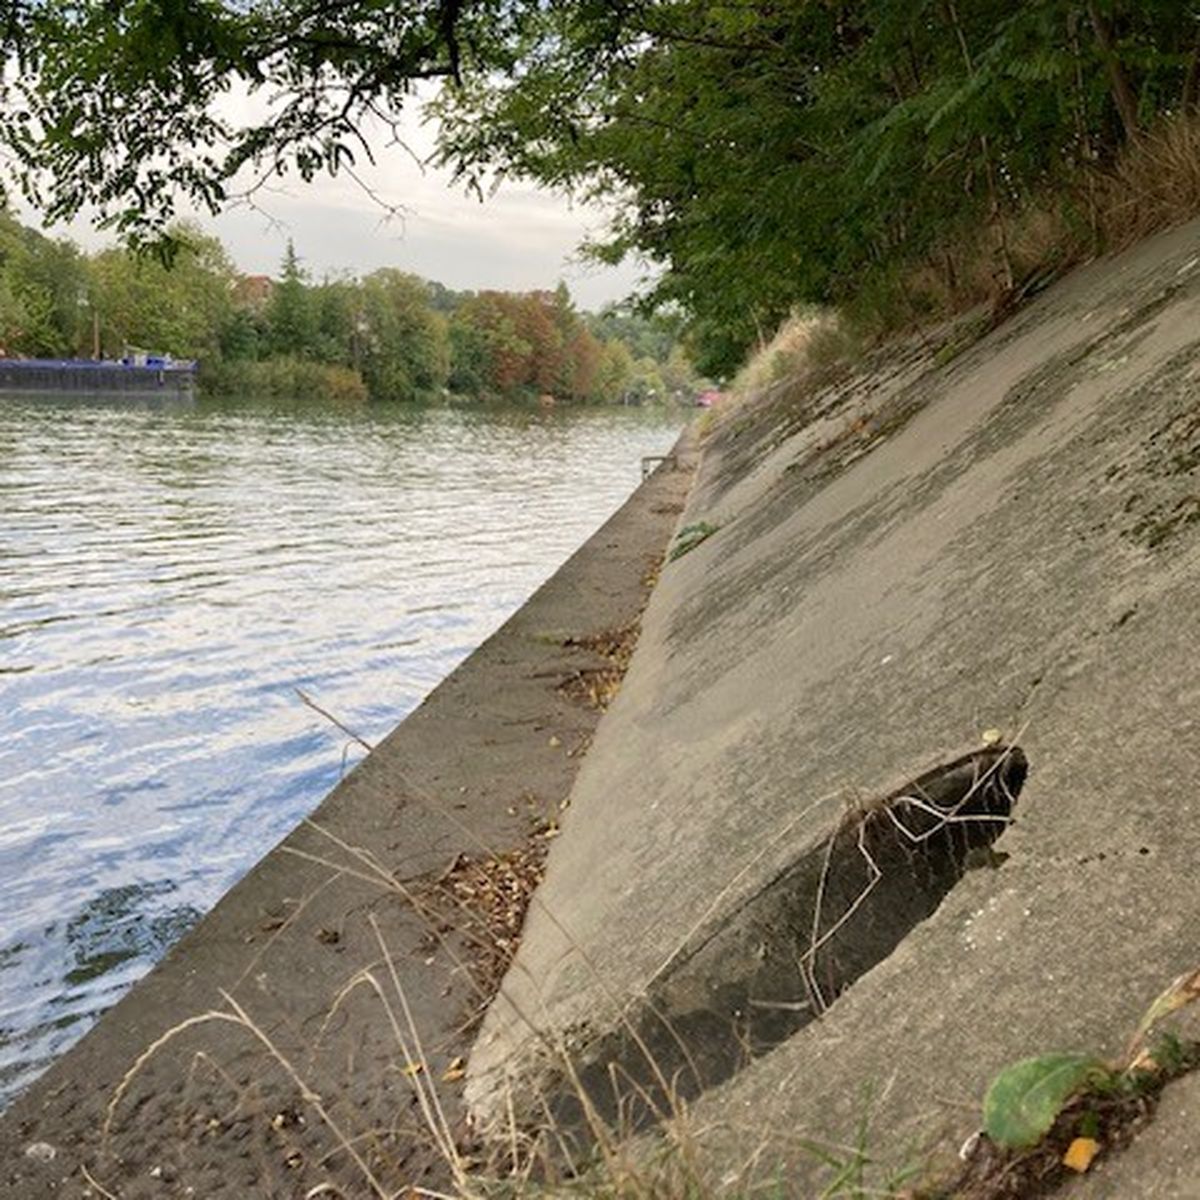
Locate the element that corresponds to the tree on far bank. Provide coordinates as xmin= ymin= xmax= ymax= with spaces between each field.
xmin=0 ymin=208 xmax=89 ymax=356
xmin=448 ymin=315 xmax=490 ymax=395
xmin=267 ymin=241 xmax=317 ymax=358
xmin=310 ymin=279 xmax=360 ymax=367
xmin=88 ymin=224 xmax=235 ymax=359
xmin=593 ymin=340 xmax=634 ymax=404
xmin=0 ymin=205 xmax=696 ymax=403
xmin=218 ymin=307 xmax=263 ymax=363
xmin=359 ymin=269 xmax=450 ymax=400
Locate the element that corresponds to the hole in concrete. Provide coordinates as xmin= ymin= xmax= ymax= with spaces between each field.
xmin=553 ymin=746 xmax=1027 ymax=1137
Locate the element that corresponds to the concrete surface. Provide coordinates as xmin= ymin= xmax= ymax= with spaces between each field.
xmin=466 ymin=219 xmax=1200 ymax=1196
xmin=0 ymin=442 xmax=693 ymax=1197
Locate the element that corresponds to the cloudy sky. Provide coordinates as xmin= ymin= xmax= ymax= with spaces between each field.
xmin=16 ymin=91 xmax=648 ymax=313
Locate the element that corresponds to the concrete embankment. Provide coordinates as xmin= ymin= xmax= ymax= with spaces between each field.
xmin=466 ymin=219 xmax=1200 ymax=1195
xmin=0 ymin=443 xmax=693 ymax=1196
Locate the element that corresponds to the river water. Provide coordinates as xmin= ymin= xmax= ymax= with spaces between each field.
xmin=0 ymin=395 xmax=681 ymax=1107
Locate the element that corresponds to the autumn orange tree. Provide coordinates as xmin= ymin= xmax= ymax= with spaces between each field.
xmin=448 ymin=289 xmax=616 ymax=401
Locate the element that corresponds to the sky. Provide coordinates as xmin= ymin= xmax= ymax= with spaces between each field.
xmin=14 ymin=90 xmax=649 ymax=313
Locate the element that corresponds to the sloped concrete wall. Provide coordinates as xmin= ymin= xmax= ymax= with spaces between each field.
xmin=468 ymin=220 xmax=1200 ymax=1191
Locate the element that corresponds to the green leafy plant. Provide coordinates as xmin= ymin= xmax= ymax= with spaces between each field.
xmin=668 ymin=522 xmax=719 ymax=562
xmin=982 ymin=1054 xmax=1112 ymax=1149
xmin=981 ymin=965 xmax=1200 ymax=1153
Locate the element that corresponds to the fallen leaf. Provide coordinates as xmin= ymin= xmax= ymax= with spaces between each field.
xmin=1128 ymin=1047 xmax=1159 ymax=1073
xmin=1063 ymin=1137 xmax=1101 ymax=1173
xmin=401 ymin=1062 xmax=424 ymax=1077
xmin=1128 ymin=966 xmax=1200 ymax=1063
xmin=981 ymin=728 xmax=1002 ymax=746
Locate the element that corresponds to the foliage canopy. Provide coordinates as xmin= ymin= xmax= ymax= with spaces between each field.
xmin=6 ymin=2 xmax=1200 ymax=372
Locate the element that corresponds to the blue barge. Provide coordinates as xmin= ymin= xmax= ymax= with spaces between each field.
xmin=0 ymin=357 xmax=197 ymax=399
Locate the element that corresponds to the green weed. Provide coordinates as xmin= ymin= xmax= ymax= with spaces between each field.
xmin=668 ymin=522 xmax=720 ymax=562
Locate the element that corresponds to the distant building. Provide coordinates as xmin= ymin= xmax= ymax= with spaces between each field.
xmin=234 ymin=274 xmax=274 ymax=310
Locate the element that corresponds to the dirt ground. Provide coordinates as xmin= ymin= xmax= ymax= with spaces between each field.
xmin=0 ymin=438 xmax=693 ymax=1198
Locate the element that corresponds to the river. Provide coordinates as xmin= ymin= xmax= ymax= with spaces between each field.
xmin=0 ymin=395 xmax=681 ymax=1107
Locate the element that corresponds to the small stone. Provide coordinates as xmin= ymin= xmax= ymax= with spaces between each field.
xmin=24 ymin=1141 xmax=56 ymax=1163
xmin=149 ymin=1165 xmax=163 ymax=1178
xmin=548 ymin=735 xmax=561 ymax=748
xmin=981 ymin=728 xmax=1002 ymax=746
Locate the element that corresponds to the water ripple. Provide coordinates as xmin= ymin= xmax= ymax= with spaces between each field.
xmin=0 ymin=396 xmax=680 ymax=1106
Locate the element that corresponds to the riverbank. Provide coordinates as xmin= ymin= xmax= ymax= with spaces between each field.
xmin=13 ymin=211 xmax=1200 ymax=1196
xmin=0 ymin=432 xmax=694 ymax=1196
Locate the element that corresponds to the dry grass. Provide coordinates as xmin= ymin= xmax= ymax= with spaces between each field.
xmin=882 ymin=112 xmax=1200 ymax=334
xmin=730 ymin=310 xmax=864 ymax=403
xmin=740 ymin=112 xmax=1200 ymax=385
xmin=711 ymin=309 xmax=867 ymax=452
xmin=1096 ymin=115 xmax=1200 ymax=252
xmin=79 ymin=594 xmax=1167 ymax=1199
xmin=82 ymin=757 xmax=931 ymax=1200
xmin=80 ymin=731 xmax=1080 ymax=1200
xmin=730 ymin=311 xmax=827 ymax=396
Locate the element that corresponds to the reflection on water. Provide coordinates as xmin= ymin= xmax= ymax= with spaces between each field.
xmin=0 ymin=394 xmax=681 ymax=1106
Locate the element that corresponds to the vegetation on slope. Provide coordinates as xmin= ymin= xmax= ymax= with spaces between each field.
xmin=435 ymin=2 xmax=1200 ymax=374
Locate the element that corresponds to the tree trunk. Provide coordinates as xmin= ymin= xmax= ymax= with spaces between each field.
xmin=944 ymin=0 xmax=1014 ymax=292
xmin=1087 ymin=0 xmax=1140 ymax=140
xmin=1068 ymin=12 xmax=1100 ymax=249
xmin=1181 ymin=29 xmax=1200 ymax=113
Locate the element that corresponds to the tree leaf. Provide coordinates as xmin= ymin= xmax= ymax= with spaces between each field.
xmin=983 ymin=1054 xmax=1111 ymax=1149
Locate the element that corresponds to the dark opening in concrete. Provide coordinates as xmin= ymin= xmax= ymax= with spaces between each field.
xmin=554 ymin=746 xmax=1027 ymax=1137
